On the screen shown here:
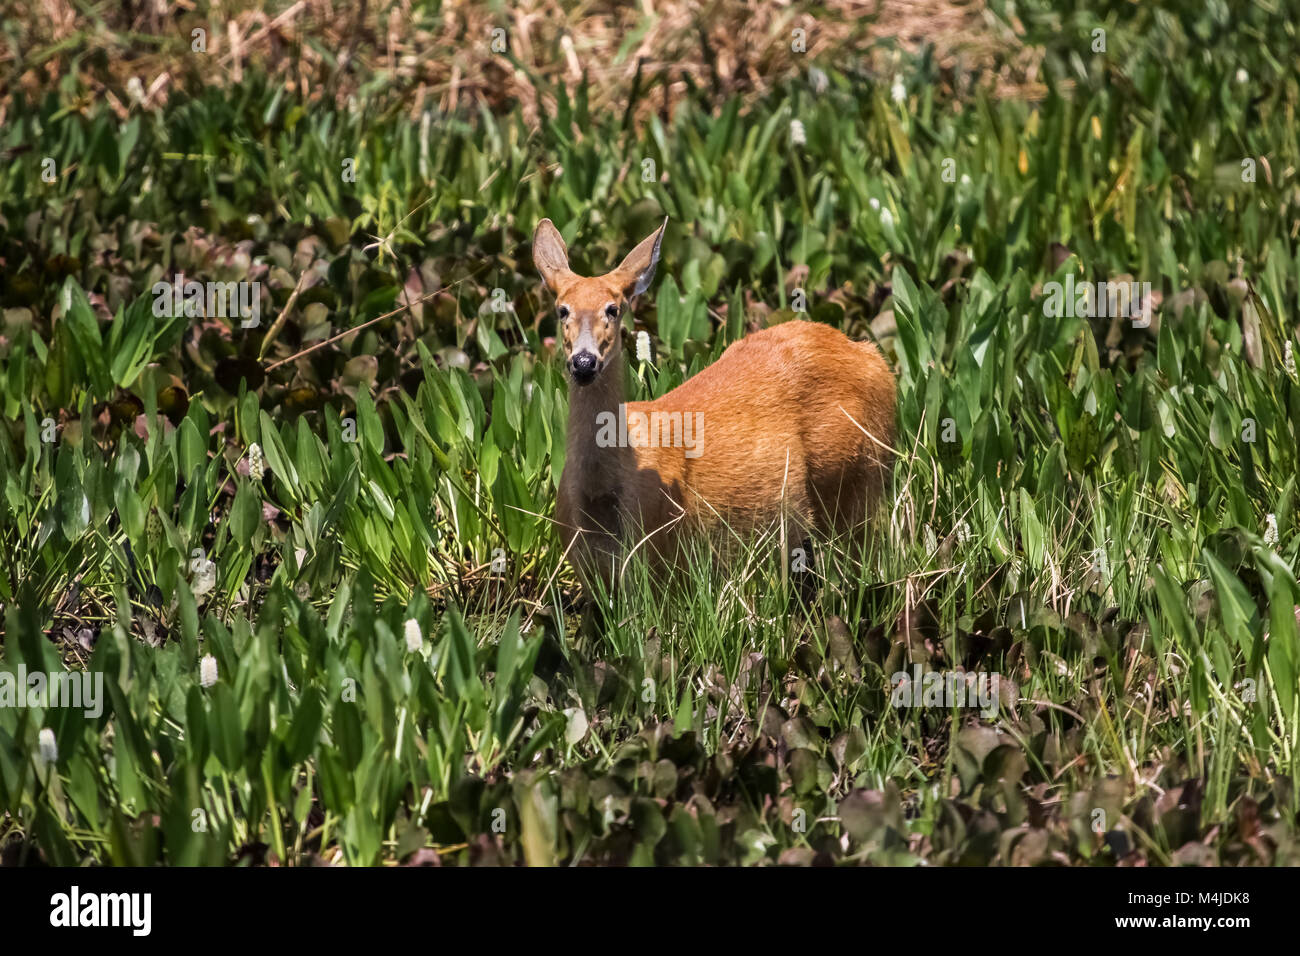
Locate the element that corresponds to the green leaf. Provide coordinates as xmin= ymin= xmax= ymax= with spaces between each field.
xmin=59 ymin=278 xmax=112 ymax=397
xmin=285 ymin=692 xmax=323 ymax=764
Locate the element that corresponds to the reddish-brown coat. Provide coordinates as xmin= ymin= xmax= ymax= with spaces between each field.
xmin=535 ymin=219 xmax=896 ymax=591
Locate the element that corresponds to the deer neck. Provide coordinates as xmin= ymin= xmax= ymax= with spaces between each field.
xmin=565 ymin=348 xmax=634 ymax=506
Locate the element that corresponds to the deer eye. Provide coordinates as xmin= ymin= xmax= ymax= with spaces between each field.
xmin=604 ymin=303 xmax=619 ymax=320
xmin=557 ymin=305 xmax=570 ymax=320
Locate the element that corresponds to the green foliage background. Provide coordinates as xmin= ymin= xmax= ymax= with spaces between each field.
xmin=1 ymin=0 xmax=1299 ymax=864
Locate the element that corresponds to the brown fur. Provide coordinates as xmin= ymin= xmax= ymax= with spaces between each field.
xmin=534 ymin=218 xmax=896 ymax=592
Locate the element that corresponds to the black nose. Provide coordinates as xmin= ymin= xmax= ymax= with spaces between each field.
xmin=569 ymin=351 xmax=598 ymax=384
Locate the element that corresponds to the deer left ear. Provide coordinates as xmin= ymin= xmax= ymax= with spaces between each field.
xmin=613 ymin=218 xmax=667 ymax=299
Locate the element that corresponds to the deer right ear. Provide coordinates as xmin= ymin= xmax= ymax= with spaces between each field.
xmin=533 ymin=219 xmax=574 ymax=293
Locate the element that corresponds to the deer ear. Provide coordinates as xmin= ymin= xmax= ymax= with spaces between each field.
xmin=533 ymin=219 xmax=574 ymax=292
xmin=613 ymin=218 xmax=667 ymax=299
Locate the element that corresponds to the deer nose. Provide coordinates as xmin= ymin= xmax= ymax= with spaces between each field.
xmin=569 ymin=351 xmax=598 ymax=384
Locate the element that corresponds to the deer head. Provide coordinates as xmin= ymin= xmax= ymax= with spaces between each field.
xmin=533 ymin=217 xmax=667 ymax=385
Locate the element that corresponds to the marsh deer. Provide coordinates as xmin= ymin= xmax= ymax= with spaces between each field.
xmin=534 ymin=217 xmax=895 ymax=593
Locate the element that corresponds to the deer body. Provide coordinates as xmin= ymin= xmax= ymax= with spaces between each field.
xmin=535 ymin=219 xmax=895 ymax=592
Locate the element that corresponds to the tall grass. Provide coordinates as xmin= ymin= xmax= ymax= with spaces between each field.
xmin=1 ymin=0 xmax=1298 ymax=864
